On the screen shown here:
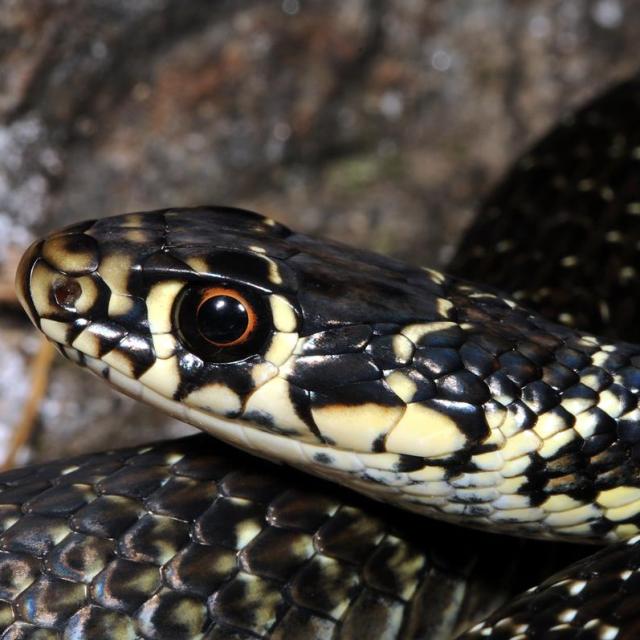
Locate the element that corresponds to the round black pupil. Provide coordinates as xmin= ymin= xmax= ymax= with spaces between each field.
xmin=197 ymin=295 xmax=249 ymax=345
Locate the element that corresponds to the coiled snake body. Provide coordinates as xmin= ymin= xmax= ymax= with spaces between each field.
xmin=6 ymin=77 xmax=640 ymax=639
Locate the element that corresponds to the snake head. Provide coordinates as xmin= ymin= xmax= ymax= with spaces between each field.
xmin=15 ymin=207 xmax=502 ymax=520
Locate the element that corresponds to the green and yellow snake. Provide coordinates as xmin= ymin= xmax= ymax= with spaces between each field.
xmin=4 ymin=76 xmax=640 ymax=639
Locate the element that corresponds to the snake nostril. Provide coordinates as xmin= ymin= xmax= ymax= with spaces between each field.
xmin=53 ymin=278 xmax=82 ymax=311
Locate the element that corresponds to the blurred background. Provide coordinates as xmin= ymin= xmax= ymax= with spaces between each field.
xmin=1 ymin=0 xmax=639 ymax=465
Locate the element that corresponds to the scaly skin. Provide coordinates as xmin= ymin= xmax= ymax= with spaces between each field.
xmin=15 ymin=208 xmax=640 ymax=544
xmin=0 ymin=434 xmax=483 ymax=640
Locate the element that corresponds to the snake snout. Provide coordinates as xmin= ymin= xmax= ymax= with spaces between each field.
xmin=15 ymin=238 xmax=42 ymax=328
xmin=15 ymin=222 xmax=107 ymax=346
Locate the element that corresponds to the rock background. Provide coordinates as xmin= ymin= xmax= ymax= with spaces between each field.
xmin=0 ymin=0 xmax=639 ymax=461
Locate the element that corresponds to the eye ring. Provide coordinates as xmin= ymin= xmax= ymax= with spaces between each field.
xmin=196 ymin=286 xmax=257 ymax=347
xmin=174 ymin=283 xmax=272 ymax=363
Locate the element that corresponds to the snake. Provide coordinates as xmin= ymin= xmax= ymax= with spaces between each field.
xmin=4 ymin=75 xmax=640 ymax=639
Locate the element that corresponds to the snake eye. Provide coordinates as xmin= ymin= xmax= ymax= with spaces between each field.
xmin=175 ymin=284 xmax=271 ymax=363
xmin=196 ymin=288 xmax=256 ymax=347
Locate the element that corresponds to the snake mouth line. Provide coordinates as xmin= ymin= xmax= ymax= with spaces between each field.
xmin=55 ymin=342 xmax=375 ymax=487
